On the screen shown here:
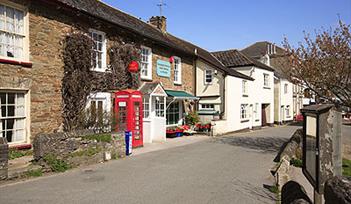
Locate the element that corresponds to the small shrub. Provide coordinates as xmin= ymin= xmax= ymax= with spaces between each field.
xmin=343 ymin=158 xmax=351 ymax=177
xmin=185 ymin=111 xmax=200 ymax=126
xmin=26 ymin=169 xmax=43 ymax=177
xmin=43 ymin=154 xmax=71 ymax=172
xmin=290 ymin=158 xmax=303 ymax=168
xmin=83 ymin=134 xmax=112 ymax=143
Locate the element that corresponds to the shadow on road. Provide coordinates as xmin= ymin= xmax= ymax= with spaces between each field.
xmin=232 ymin=179 xmax=279 ymax=204
xmin=215 ymin=136 xmax=289 ymax=154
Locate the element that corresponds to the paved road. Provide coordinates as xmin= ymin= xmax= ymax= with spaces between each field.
xmin=0 ymin=126 xmax=300 ymax=204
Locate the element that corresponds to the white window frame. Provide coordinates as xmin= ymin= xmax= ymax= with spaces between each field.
xmin=0 ymin=1 xmax=29 ymax=62
xmin=254 ymin=103 xmax=259 ymax=120
xmin=286 ymin=105 xmax=291 ymax=118
xmin=263 ymin=73 xmax=270 ymax=87
xmin=242 ymin=80 xmax=248 ymax=96
xmin=155 ymin=97 xmax=165 ymax=118
xmin=284 ymin=83 xmax=288 ymax=94
xmin=140 ymin=46 xmax=152 ymax=80
xmin=200 ymin=104 xmax=215 ymax=111
xmin=166 ymin=101 xmax=181 ymax=126
xmin=204 ymin=69 xmax=213 ymax=84
xmin=240 ymin=104 xmax=249 ymax=120
xmin=0 ymin=91 xmax=28 ymax=144
xmin=86 ymin=92 xmax=111 ymax=130
xmin=143 ymin=96 xmax=150 ymax=119
xmin=89 ymin=29 xmax=107 ymax=72
xmin=173 ymin=56 xmax=182 ymax=85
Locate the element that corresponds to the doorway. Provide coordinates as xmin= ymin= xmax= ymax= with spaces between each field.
xmin=261 ymin=104 xmax=270 ymax=126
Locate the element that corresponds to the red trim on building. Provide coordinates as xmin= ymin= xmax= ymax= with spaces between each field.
xmin=0 ymin=58 xmax=33 ymax=68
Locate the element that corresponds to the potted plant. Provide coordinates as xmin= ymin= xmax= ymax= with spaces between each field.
xmin=166 ymin=127 xmax=177 ymax=138
xmin=185 ymin=111 xmax=200 ymax=130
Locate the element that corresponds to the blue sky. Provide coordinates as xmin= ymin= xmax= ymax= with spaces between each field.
xmin=102 ymin=0 xmax=351 ymax=51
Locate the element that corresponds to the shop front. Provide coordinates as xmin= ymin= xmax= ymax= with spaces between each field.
xmin=140 ymin=83 xmax=198 ymax=143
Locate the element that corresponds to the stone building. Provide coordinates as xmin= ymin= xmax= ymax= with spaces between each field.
xmin=0 ymin=0 xmax=242 ymax=146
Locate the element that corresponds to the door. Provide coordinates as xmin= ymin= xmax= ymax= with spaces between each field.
xmin=261 ymin=104 xmax=267 ymax=126
xmin=132 ymin=101 xmax=143 ymax=147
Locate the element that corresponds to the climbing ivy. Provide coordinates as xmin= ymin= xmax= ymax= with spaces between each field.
xmin=62 ymin=31 xmax=140 ymax=131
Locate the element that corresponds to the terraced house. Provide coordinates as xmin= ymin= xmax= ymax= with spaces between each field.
xmin=0 ymin=0 xmax=250 ymax=146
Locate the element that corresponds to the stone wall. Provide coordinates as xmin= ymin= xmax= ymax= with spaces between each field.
xmin=33 ymin=130 xmax=125 ymax=169
xmin=324 ymin=176 xmax=351 ymax=204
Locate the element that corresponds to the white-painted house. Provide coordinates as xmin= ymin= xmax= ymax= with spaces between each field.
xmin=195 ymin=56 xmax=255 ymax=133
xmin=211 ymin=49 xmax=275 ymax=135
xmin=241 ymin=42 xmax=295 ymax=123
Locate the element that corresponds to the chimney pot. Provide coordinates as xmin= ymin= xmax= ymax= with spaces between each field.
xmin=149 ymin=16 xmax=167 ymax=32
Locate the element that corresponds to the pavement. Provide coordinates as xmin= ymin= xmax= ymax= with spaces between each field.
xmin=0 ymin=126 xmax=301 ymax=204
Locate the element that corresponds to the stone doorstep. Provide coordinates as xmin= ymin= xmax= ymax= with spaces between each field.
xmin=7 ymin=156 xmax=42 ymax=179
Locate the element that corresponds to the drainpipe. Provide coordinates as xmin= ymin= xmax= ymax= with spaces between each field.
xmin=221 ymin=73 xmax=226 ymax=120
xmin=194 ymin=50 xmax=198 ymax=112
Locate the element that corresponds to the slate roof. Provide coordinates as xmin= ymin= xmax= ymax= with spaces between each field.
xmin=241 ymin=41 xmax=286 ymax=59
xmin=52 ymin=0 xmax=252 ymax=80
xmin=241 ymin=41 xmax=291 ymax=79
xmin=212 ymin=49 xmax=275 ymax=72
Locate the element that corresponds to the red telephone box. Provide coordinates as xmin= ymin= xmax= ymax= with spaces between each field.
xmin=114 ymin=89 xmax=143 ymax=148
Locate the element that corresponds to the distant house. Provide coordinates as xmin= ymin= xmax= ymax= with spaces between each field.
xmin=211 ymin=49 xmax=274 ymax=134
xmin=241 ymin=41 xmax=314 ymax=121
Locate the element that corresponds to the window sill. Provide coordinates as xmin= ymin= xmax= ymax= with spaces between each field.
xmin=91 ymin=68 xmax=107 ymax=73
xmin=255 ymin=119 xmax=260 ymax=122
xmin=263 ymin=86 xmax=271 ymax=90
xmin=241 ymin=119 xmax=249 ymax=123
xmin=174 ymin=82 xmax=182 ymax=86
xmin=141 ymin=77 xmax=153 ymax=81
xmin=0 ymin=58 xmax=32 ymax=68
xmin=242 ymin=94 xmax=249 ymax=97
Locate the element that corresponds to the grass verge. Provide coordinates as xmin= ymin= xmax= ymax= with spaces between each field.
xmin=26 ymin=169 xmax=43 ymax=177
xmin=83 ymin=134 xmax=112 ymax=143
xmin=343 ymin=158 xmax=351 ymax=177
xmin=9 ymin=149 xmax=33 ymax=160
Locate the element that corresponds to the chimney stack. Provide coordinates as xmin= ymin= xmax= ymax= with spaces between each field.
xmin=149 ymin=16 xmax=167 ymax=32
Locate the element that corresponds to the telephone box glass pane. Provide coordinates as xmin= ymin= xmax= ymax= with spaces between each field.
xmin=117 ymin=106 xmax=127 ymax=133
xmin=134 ymin=102 xmax=140 ymax=140
xmin=306 ymin=116 xmax=317 ymax=181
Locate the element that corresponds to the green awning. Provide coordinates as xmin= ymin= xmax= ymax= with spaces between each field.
xmin=165 ymin=90 xmax=199 ymax=100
